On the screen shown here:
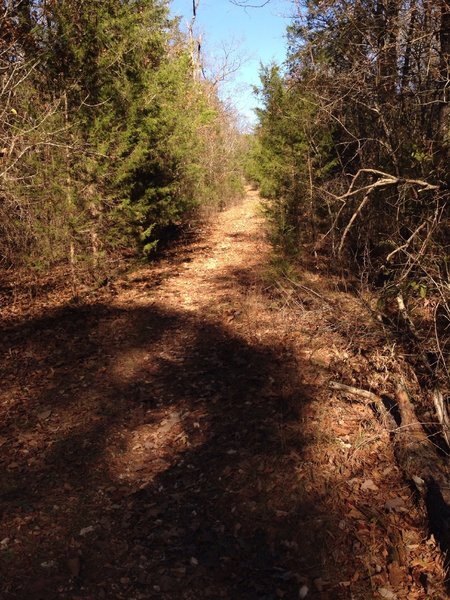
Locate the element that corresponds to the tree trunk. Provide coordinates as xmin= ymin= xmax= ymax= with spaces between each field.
xmin=400 ymin=0 xmax=416 ymax=94
xmin=376 ymin=0 xmax=399 ymax=101
xmin=14 ymin=0 xmax=35 ymax=54
xmin=439 ymin=1 xmax=450 ymax=148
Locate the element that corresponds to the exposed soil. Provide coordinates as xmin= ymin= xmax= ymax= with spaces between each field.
xmin=0 ymin=190 xmax=447 ymax=599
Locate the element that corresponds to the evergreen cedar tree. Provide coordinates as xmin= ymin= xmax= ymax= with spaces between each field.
xmin=0 ymin=0 xmax=244 ymax=269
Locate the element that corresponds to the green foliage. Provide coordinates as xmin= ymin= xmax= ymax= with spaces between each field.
xmin=250 ymin=0 xmax=449 ymax=282
xmin=247 ymin=62 xmax=335 ymax=255
xmin=0 ymin=0 xmax=244 ymax=270
xmin=249 ymin=1 xmax=449 ymax=392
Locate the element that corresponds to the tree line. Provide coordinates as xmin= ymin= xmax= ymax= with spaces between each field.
xmin=249 ymin=0 xmax=449 ymax=388
xmin=0 ymin=0 xmax=244 ymax=279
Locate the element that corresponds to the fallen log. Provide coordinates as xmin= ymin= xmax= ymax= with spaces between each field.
xmin=393 ymin=382 xmax=450 ymax=497
xmin=393 ymin=381 xmax=450 ymax=561
xmin=330 ymin=380 xmax=450 ymax=494
xmin=329 ymin=380 xmax=380 ymax=403
xmin=329 ymin=380 xmax=397 ymax=429
xmin=330 ymin=378 xmax=450 ymax=561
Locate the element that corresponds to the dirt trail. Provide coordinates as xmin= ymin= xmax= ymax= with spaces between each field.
xmin=0 ymin=191 xmax=447 ymax=599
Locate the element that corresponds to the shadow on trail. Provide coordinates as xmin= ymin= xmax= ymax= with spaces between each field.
xmin=0 ymin=295 xmax=362 ymax=600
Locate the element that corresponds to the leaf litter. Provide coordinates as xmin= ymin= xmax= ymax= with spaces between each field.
xmin=0 ymin=189 xmax=447 ymax=599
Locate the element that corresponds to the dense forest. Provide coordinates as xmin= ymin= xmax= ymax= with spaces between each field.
xmin=0 ymin=0 xmax=243 ymax=279
xmin=249 ymin=0 xmax=449 ymax=399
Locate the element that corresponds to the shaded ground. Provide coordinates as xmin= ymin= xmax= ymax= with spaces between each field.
xmin=0 ymin=191 xmax=447 ymax=599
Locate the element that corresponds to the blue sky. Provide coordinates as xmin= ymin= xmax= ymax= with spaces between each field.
xmin=169 ymin=0 xmax=290 ymax=127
